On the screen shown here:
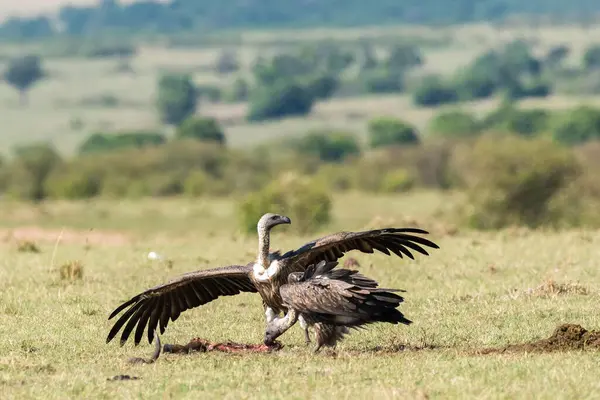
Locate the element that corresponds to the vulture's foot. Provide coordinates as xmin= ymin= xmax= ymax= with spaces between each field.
xmin=303 ymin=329 xmax=311 ymax=345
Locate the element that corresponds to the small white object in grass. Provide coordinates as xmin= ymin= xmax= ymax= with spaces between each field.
xmin=147 ymin=251 xmax=162 ymax=260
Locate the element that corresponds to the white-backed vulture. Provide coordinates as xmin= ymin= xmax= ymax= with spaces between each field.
xmin=264 ymin=260 xmax=411 ymax=352
xmin=106 ymin=213 xmax=438 ymax=348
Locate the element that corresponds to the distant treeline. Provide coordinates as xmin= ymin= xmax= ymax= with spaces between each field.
xmin=2 ymin=0 xmax=600 ymax=40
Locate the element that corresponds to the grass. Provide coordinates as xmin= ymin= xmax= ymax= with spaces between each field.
xmin=1 ymin=191 xmax=599 ymax=399
xmin=2 ymin=22 xmax=600 ymax=156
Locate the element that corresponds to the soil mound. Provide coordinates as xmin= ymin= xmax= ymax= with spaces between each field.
xmin=476 ymin=324 xmax=600 ymax=355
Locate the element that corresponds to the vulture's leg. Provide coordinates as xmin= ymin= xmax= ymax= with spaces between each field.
xmin=298 ymin=315 xmax=311 ymax=344
xmin=313 ymin=342 xmax=323 ymax=353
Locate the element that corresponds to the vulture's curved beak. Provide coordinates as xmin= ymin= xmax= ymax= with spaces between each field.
xmin=282 ymin=216 xmax=291 ymax=224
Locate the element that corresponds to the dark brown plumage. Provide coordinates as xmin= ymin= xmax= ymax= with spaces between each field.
xmin=106 ymin=213 xmax=438 ymax=348
xmin=106 ymin=264 xmax=258 ymax=346
xmin=264 ymin=260 xmax=411 ymax=352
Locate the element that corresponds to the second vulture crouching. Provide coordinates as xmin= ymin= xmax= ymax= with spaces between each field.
xmin=264 ymin=260 xmax=411 ymax=352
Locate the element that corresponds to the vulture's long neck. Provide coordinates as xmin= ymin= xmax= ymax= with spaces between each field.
xmin=257 ymin=227 xmax=271 ymax=269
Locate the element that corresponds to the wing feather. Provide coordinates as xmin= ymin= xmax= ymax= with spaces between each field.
xmin=106 ymin=264 xmax=257 ymax=346
xmin=277 ymin=228 xmax=439 ymax=274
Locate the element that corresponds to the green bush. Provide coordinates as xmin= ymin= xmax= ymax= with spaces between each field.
xmin=292 ymin=131 xmax=361 ymax=163
xmin=44 ymin=167 xmax=102 ymax=199
xmin=78 ymin=131 xmax=166 ymax=155
xmin=413 ymin=76 xmax=458 ymax=107
xmin=305 ymin=74 xmax=338 ymax=100
xmin=552 ymin=106 xmax=600 ymax=145
xmin=360 ymin=69 xmax=404 ymax=94
xmin=247 ymin=80 xmax=315 ymax=121
xmin=368 ymin=117 xmax=419 ymax=148
xmin=156 ymin=73 xmax=197 ymax=125
xmin=428 ymin=110 xmax=481 ymax=139
xmin=175 ymin=117 xmax=226 ymax=146
xmin=456 ymin=136 xmax=581 ymax=229
xmin=7 ymin=143 xmax=62 ymax=200
xmin=238 ymin=173 xmax=331 ymax=235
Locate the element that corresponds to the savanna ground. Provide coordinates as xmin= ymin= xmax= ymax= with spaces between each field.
xmin=3 ymin=22 xmax=600 ymax=155
xmin=1 ymin=191 xmax=599 ymax=399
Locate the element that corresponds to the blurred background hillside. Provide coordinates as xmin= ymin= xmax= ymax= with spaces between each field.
xmin=2 ymin=0 xmax=600 ymax=231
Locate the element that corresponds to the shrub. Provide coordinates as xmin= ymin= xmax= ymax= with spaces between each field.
xmin=359 ymin=69 xmax=404 ymax=94
xmin=214 ymin=50 xmax=239 ymax=74
xmin=455 ymin=136 xmax=581 ymax=229
xmin=503 ymin=109 xmax=550 ymax=137
xmin=247 ymin=80 xmax=315 ymax=121
xmin=224 ymin=78 xmax=249 ymax=102
xmin=428 ymin=110 xmax=481 ymax=139
xmin=45 ymin=167 xmax=101 ymax=199
xmin=292 ymin=131 xmax=361 ymax=163
xmin=7 ymin=143 xmax=62 ymax=201
xmin=238 ymin=173 xmax=331 ymax=235
xmin=583 ymin=45 xmax=600 ymax=70
xmin=552 ymin=106 xmax=600 ymax=145
xmin=306 ymin=74 xmax=338 ymax=100
xmin=156 ymin=73 xmax=197 ymax=125
xmin=78 ymin=131 xmax=166 ymax=155
xmin=175 ymin=117 xmax=226 ymax=146
xmin=413 ymin=76 xmax=458 ymax=107
xmin=368 ymin=117 xmax=419 ymax=148
xmin=481 ymin=103 xmax=550 ymax=137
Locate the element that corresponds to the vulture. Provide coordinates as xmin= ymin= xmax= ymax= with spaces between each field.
xmin=106 ymin=213 xmax=439 ymax=349
xmin=263 ymin=260 xmax=411 ymax=352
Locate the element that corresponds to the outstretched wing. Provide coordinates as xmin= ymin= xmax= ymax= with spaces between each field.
xmin=106 ymin=264 xmax=257 ymax=347
xmin=276 ymin=228 xmax=439 ymax=272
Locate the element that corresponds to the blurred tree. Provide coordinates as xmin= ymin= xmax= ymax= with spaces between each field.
xmin=247 ymin=81 xmax=315 ymax=121
xmin=292 ymin=131 xmax=361 ymax=163
xmin=386 ymin=43 xmax=423 ymax=72
xmin=214 ymin=50 xmax=240 ymax=74
xmin=156 ymin=73 xmax=197 ymax=125
xmin=583 ymin=45 xmax=600 ymax=70
xmin=413 ymin=75 xmax=458 ymax=107
xmin=552 ymin=106 xmax=600 ymax=145
xmin=368 ymin=117 xmax=420 ymax=147
xmin=428 ymin=110 xmax=481 ymax=138
xmin=78 ymin=131 xmax=166 ymax=155
xmin=544 ymin=45 xmax=570 ymax=70
xmin=10 ymin=143 xmax=62 ymax=201
xmin=175 ymin=117 xmax=226 ymax=146
xmin=3 ymin=54 xmax=44 ymax=105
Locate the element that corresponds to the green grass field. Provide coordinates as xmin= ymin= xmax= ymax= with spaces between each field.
xmin=1 ymin=192 xmax=599 ymax=399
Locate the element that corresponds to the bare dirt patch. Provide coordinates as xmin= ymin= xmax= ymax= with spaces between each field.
xmin=1 ymin=226 xmax=130 ymax=246
xmin=474 ymin=324 xmax=600 ymax=355
xmin=507 ymin=279 xmax=589 ymax=299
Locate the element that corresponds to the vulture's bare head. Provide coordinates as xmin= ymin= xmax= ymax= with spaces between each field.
xmin=287 ymin=272 xmax=304 ymax=284
xmin=257 ymin=213 xmax=291 ymax=235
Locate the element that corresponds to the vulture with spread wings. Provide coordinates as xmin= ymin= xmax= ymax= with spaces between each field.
xmin=106 ymin=213 xmax=439 ymax=349
xmin=264 ymin=260 xmax=411 ymax=352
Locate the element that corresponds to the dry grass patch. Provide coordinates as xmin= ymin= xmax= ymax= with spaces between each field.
xmin=58 ymin=260 xmax=84 ymax=282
